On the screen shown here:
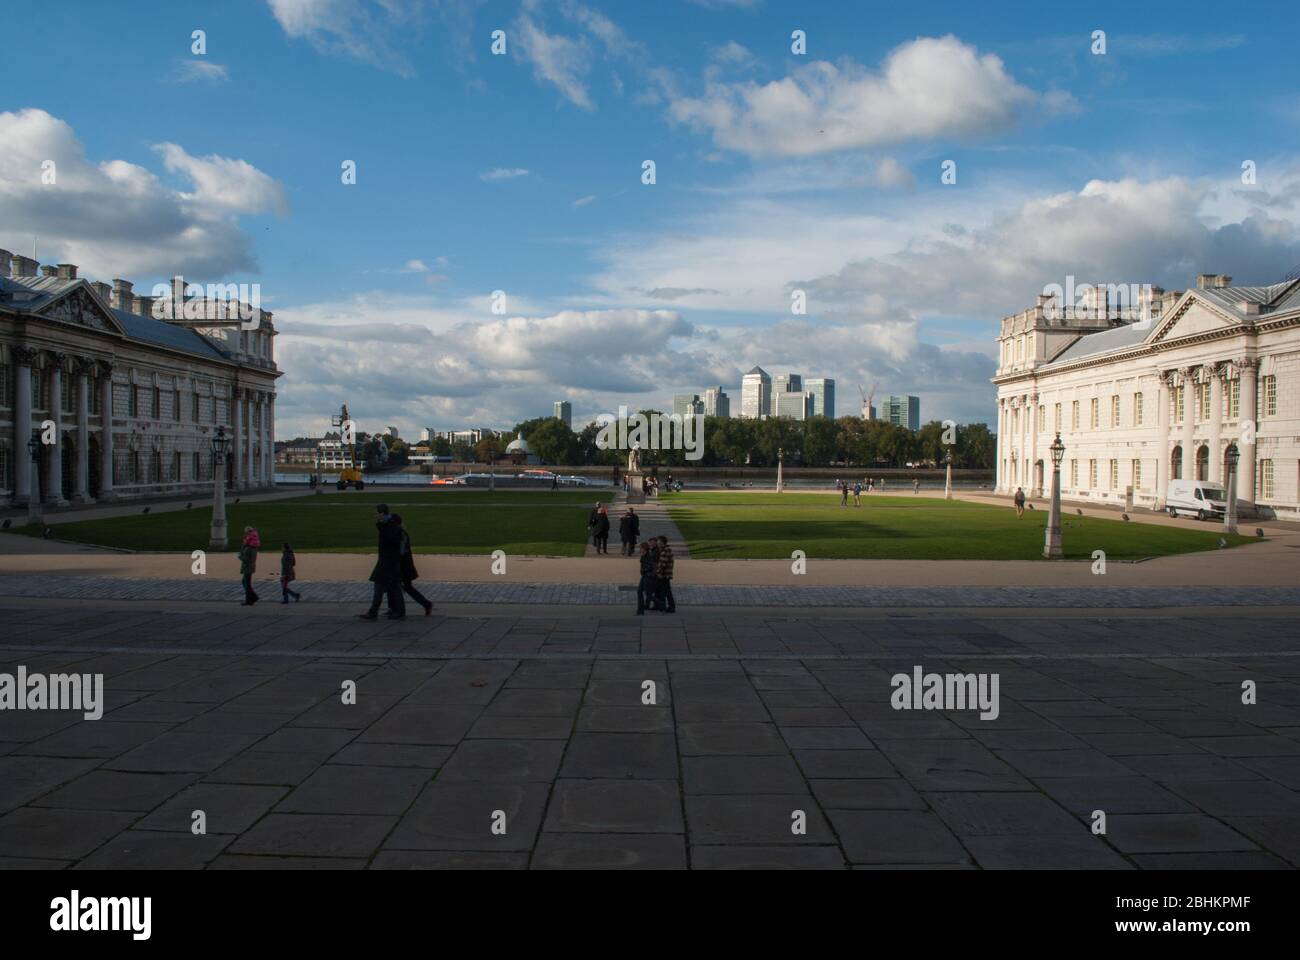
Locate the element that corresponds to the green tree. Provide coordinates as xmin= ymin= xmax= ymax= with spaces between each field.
xmin=802 ymin=416 xmax=838 ymax=466
xmin=474 ymin=436 xmax=501 ymax=463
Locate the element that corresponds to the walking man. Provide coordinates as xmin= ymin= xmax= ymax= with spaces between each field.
xmin=359 ymin=503 xmax=405 ymax=620
xmin=654 ymin=534 xmax=675 ymax=613
xmin=280 ymin=542 xmax=301 ymax=604
xmin=619 ymin=507 xmax=640 ymax=556
xmin=392 ymin=513 xmax=434 ymax=616
xmin=840 ymin=481 xmax=849 ymax=507
xmin=852 ymin=481 xmax=862 ymax=506
xmin=635 ymin=541 xmax=656 ymax=615
xmin=1014 ymin=486 xmax=1026 ymax=519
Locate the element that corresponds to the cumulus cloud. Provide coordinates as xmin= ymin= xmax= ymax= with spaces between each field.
xmin=0 ymin=108 xmax=286 ymax=280
xmin=172 ymin=59 xmax=229 ymax=83
xmin=798 ymin=176 xmax=1300 ymax=319
xmin=669 ymin=35 xmax=1068 ymax=157
xmin=513 ymin=6 xmax=596 ymax=109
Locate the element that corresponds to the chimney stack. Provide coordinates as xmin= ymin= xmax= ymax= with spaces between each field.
xmin=1197 ymin=273 xmax=1233 ymax=289
xmin=132 ymin=295 xmax=157 ymax=318
xmin=89 ymin=281 xmax=112 ymax=303
xmin=1215 ymin=275 xmax=1232 ymax=288
xmin=56 ymin=263 xmax=77 ymax=280
xmin=40 ymin=264 xmax=57 ymax=278
xmin=111 ymin=279 xmax=133 ymax=310
xmin=11 ymin=255 xmax=38 ymax=278
xmin=0 ymin=249 xmax=11 ymax=277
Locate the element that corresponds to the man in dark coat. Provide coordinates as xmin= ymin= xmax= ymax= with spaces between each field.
xmin=619 ymin=507 xmax=640 ymax=556
xmin=359 ymin=503 xmax=405 ymax=620
xmin=654 ymin=535 xmax=675 ymax=613
xmin=635 ymin=541 xmax=656 ymax=614
xmin=392 ymin=513 xmax=433 ymax=616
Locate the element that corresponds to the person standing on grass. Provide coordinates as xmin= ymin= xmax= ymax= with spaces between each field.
xmin=1014 ymin=486 xmax=1026 ymax=519
xmin=654 ymin=534 xmax=676 ymax=614
xmin=635 ymin=541 xmax=657 ymax=615
xmin=914 ymin=478 xmax=920 ymax=495
xmin=238 ymin=526 xmax=261 ymax=606
xmin=280 ymin=543 xmax=301 ymax=604
xmin=359 ymin=503 xmax=405 ymax=621
xmin=619 ymin=507 xmax=640 ymax=556
xmin=853 ymin=481 xmax=862 ymax=506
xmin=392 ymin=513 xmax=434 ymax=616
xmin=840 ymin=481 xmax=849 ymax=507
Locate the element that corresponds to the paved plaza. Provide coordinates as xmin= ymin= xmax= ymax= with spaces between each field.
xmin=1 ymin=598 xmax=1297 ymax=869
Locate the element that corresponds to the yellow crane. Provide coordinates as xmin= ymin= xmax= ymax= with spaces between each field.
xmin=331 ymin=403 xmax=365 ymax=490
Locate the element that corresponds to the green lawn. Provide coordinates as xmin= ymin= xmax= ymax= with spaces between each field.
xmin=662 ymin=492 xmax=1257 ymax=560
xmin=9 ymin=489 xmax=614 ymax=557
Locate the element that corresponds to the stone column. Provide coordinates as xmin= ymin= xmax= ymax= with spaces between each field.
xmin=11 ymin=347 xmax=36 ymax=505
xmin=1028 ymin=391 xmax=1040 ymax=496
xmin=1208 ymin=364 xmax=1224 ymax=485
xmin=100 ymin=363 xmax=115 ymax=499
xmin=1018 ymin=396 xmax=1028 ymax=488
xmin=230 ymin=385 xmax=243 ymax=490
xmin=994 ymin=399 xmax=1005 ymax=492
xmin=1237 ymin=357 xmax=1259 ymax=503
xmin=73 ymin=358 xmax=92 ymax=503
xmin=263 ymin=393 xmax=275 ymax=487
xmin=245 ymin=392 xmax=255 ymax=486
xmin=1155 ymin=370 xmax=1171 ymax=506
xmin=45 ymin=353 xmax=66 ymax=504
xmin=1179 ymin=367 xmax=1196 ymax=483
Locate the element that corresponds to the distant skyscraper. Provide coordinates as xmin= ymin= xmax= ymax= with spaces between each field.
xmin=553 ymin=400 xmax=572 ymax=429
xmin=702 ymin=386 xmax=730 ymax=418
xmin=886 ymin=395 xmax=921 ymax=431
xmin=420 ymin=427 xmax=436 ymax=442
xmin=774 ymin=391 xmax=811 ymax=420
xmin=673 ymin=394 xmax=703 ymax=417
xmin=741 ymin=366 xmax=771 ymax=419
xmin=770 ymin=373 xmax=802 ymax=415
xmin=806 ymin=378 xmax=835 ymax=419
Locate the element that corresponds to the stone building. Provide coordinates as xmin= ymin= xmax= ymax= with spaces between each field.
xmin=993 ymin=273 xmax=1300 ymax=519
xmin=0 ymin=251 xmax=280 ymax=505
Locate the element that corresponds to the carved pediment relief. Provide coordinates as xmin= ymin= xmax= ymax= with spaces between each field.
xmin=36 ymin=286 xmax=125 ymax=335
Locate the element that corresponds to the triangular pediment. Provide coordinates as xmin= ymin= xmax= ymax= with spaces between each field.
xmin=34 ymin=283 xmax=126 ymax=336
xmin=1150 ymin=294 xmax=1240 ymax=344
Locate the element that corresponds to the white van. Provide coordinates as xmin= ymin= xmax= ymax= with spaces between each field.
xmin=1165 ymin=480 xmax=1229 ymax=520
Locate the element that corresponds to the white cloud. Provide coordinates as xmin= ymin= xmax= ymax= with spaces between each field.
xmin=172 ymin=59 xmax=229 ymax=83
xmin=571 ymin=194 xmax=596 ymax=207
xmin=513 ymin=8 xmax=595 ymax=109
xmin=669 ymin=35 xmax=1067 ymax=157
xmin=0 ymin=108 xmax=286 ymax=281
xmin=480 ymin=167 xmax=531 ymax=181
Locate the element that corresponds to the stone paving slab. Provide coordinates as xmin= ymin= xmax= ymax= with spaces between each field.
xmin=3 ymin=574 xmax=1300 ymax=608
xmin=0 ymin=602 xmax=1298 ymax=869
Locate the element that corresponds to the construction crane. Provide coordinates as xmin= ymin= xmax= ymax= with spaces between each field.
xmin=859 ymin=382 xmax=878 ymax=420
xmin=329 ymin=403 xmax=365 ymax=490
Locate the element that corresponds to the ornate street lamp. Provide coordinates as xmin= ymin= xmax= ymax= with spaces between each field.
xmin=777 ymin=446 xmax=785 ymax=493
xmin=27 ymin=431 xmax=43 ymax=525
xmin=209 ymin=426 xmax=230 ymax=549
xmin=1044 ymin=433 xmax=1065 ymax=559
xmin=1224 ymin=444 xmax=1240 ymax=536
xmin=944 ymin=448 xmax=953 ymax=501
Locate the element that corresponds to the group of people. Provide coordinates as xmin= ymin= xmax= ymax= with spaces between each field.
xmin=237 ymin=527 xmax=301 ymax=606
xmin=636 ymin=535 xmax=675 ymax=614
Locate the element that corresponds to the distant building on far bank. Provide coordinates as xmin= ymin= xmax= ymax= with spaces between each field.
xmin=673 ymin=393 xmax=703 ymax=417
xmin=741 ymin=366 xmax=771 ymax=419
xmin=702 ymin=386 xmax=730 ymax=418
xmin=774 ymin=391 xmax=811 ymax=420
xmin=886 ymin=395 xmax=921 ymax=431
xmin=553 ymin=400 xmax=572 ymax=429
xmin=806 ymin=378 xmax=835 ymax=419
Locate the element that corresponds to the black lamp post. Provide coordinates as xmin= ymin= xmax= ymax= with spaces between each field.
xmin=209 ymin=426 xmax=230 ymax=549
xmin=1224 ymin=444 xmax=1240 ymax=536
xmin=26 ymin=431 xmax=43 ymax=524
xmin=1044 ymin=433 xmax=1065 ymax=558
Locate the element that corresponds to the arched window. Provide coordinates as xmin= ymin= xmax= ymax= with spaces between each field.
xmin=1171 ymin=445 xmax=1183 ymax=481
xmin=1195 ymin=446 xmax=1209 ymax=481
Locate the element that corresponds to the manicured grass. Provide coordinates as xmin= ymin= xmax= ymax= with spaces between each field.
xmin=9 ymin=489 xmax=614 ymax=557
xmin=662 ymin=492 xmax=1258 ymax=560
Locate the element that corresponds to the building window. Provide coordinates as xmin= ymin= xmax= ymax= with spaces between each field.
xmin=1174 ymin=385 xmax=1185 ymax=423
xmin=1070 ymin=460 xmax=1078 ymax=487
xmin=1071 ymin=401 xmax=1080 ymax=431
xmin=192 ymin=393 xmax=200 ymax=421
xmin=1089 ymin=459 xmax=1098 ymax=488
xmin=1038 ymin=405 xmax=1045 ymax=432
xmin=1109 ymin=460 xmax=1118 ymax=489
xmin=1258 ymin=459 xmax=1275 ymax=500
xmin=0 ymin=363 xmax=9 ymax=409
xmin=1110 ymin=396 xmax=1120 ymax=428
xmin=1090 ymin=398 xmax=1099 ymax=429
xmin=193 ymin=451 xmax=201 ymax=481
xmin=130 ymin=452 xmax=140 ymax=484
xmin=0 ymin=446 xmax=10 ymax=490
xmin=60 ymin=375 xmax=73 ymax=415
xmin=152 ymin=450 xmax=162 ymax=483
xmin=1198 ymin=382 xmax=1211 ymax=422
xmin=1053 ymin=403 xmax=1061 ymax=432
xmin=174 ymin=390 xmax=181 ymax=422
xmin=213 ymin=395 xmax=219 ymax=424
xmin=128 ymin=386 xmax=138 ymax=418
xmin=1132 ymin=459 xmax=1143 ymax=490
xmin=1133 ymin=392 xmax=1144 ymax=426
xmin=173 ymin=451 xmax=181 ymax=481
xmin=89 ymin=378 xmax=100 ymax=416
xmin=152 ymin=387 xmax=160 ymax=419
xmin=1262 ymin=375 xmax=1277 ymax=417
xmin=1228 ymin=380 xmax=1240 ymax=419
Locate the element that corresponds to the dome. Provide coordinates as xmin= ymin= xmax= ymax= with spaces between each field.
xmin=505 ymin=436 xmax=529 ymax=453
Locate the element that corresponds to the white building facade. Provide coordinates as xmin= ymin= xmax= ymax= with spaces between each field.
xmin=993 ymin=274 xmax=1300 ymax=519
xmin=1 ymin=252 xmax=280 ymax=505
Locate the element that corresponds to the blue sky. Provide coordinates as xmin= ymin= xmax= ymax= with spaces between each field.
xmin=4 ymin=0 xmax=1300 ymax=438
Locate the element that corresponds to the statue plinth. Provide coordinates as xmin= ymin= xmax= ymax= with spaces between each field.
xmin=625 ymin=471 xmax=646 ymax=504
